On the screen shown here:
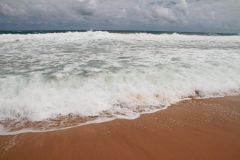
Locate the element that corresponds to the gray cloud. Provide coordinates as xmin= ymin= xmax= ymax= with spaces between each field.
xmin=0 ymin=3 xmax=26 ymax=18
xmin=0 ymin=0 xmax=240 ymax=32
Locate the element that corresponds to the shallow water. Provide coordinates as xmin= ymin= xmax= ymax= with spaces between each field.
xmin=0 ymin=31 xmax=240 ymax=134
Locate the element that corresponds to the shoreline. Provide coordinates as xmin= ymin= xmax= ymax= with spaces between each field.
xmin=0 ymin=95 xmax=235 ymax=136
xmin=1 ymin=96 xmax=240 ymax=160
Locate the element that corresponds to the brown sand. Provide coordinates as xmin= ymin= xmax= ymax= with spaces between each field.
xmin=0 ymin=96 xmax=240 ymax=160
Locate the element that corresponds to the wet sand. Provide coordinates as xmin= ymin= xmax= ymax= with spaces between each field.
xmin=1 ymin=96 xmax=240 ymax=160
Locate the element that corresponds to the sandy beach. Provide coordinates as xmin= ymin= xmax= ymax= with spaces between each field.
xmin=0 ymin=96 xmax=240 ymax=160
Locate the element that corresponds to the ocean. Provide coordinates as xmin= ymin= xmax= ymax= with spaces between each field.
xmin=0 ymin=30 xmax=240 ymax=134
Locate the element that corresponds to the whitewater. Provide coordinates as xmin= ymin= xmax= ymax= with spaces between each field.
xmin=0 ymin=31 xmax=240 ymax=134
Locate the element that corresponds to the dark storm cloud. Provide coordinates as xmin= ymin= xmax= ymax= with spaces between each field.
xmin=0 ymin=0 xmax=239 ymax=32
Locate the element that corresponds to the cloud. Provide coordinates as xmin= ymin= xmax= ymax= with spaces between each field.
xmin=0 ymin=0 xmax=98 ymax=23
xmin=0 ymin=3 xmax=26 ymax=18
xmin=72 ymin=0 xmax=97 ymax=16
xmin=174 ymin=0 xmax=188 ymax=16
xmin=0 ymin=3 xmax=13 ymax=16
xmin=0 ymin=0 xmax=240 ymax=32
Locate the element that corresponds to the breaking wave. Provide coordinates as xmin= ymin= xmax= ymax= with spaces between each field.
xmin=0 ymin=31 xmax=240 ymax=134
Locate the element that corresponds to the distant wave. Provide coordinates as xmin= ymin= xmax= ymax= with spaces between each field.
xmin=0 ymin=30 xmax=238 ymax=36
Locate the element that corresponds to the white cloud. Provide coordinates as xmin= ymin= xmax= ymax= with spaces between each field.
xmin=151 ymin=5 xmax=174 ymax=19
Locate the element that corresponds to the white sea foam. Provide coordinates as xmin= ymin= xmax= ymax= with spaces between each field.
xmin=0 ymin=31 xmax=240 ymax=134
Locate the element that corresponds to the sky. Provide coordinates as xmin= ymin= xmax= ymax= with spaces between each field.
xmin=0 ymin=0 xmax=240 ymax=33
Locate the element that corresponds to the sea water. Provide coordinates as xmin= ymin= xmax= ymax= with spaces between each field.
xmin=0 ymin=31 xmax=240 ymax=134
